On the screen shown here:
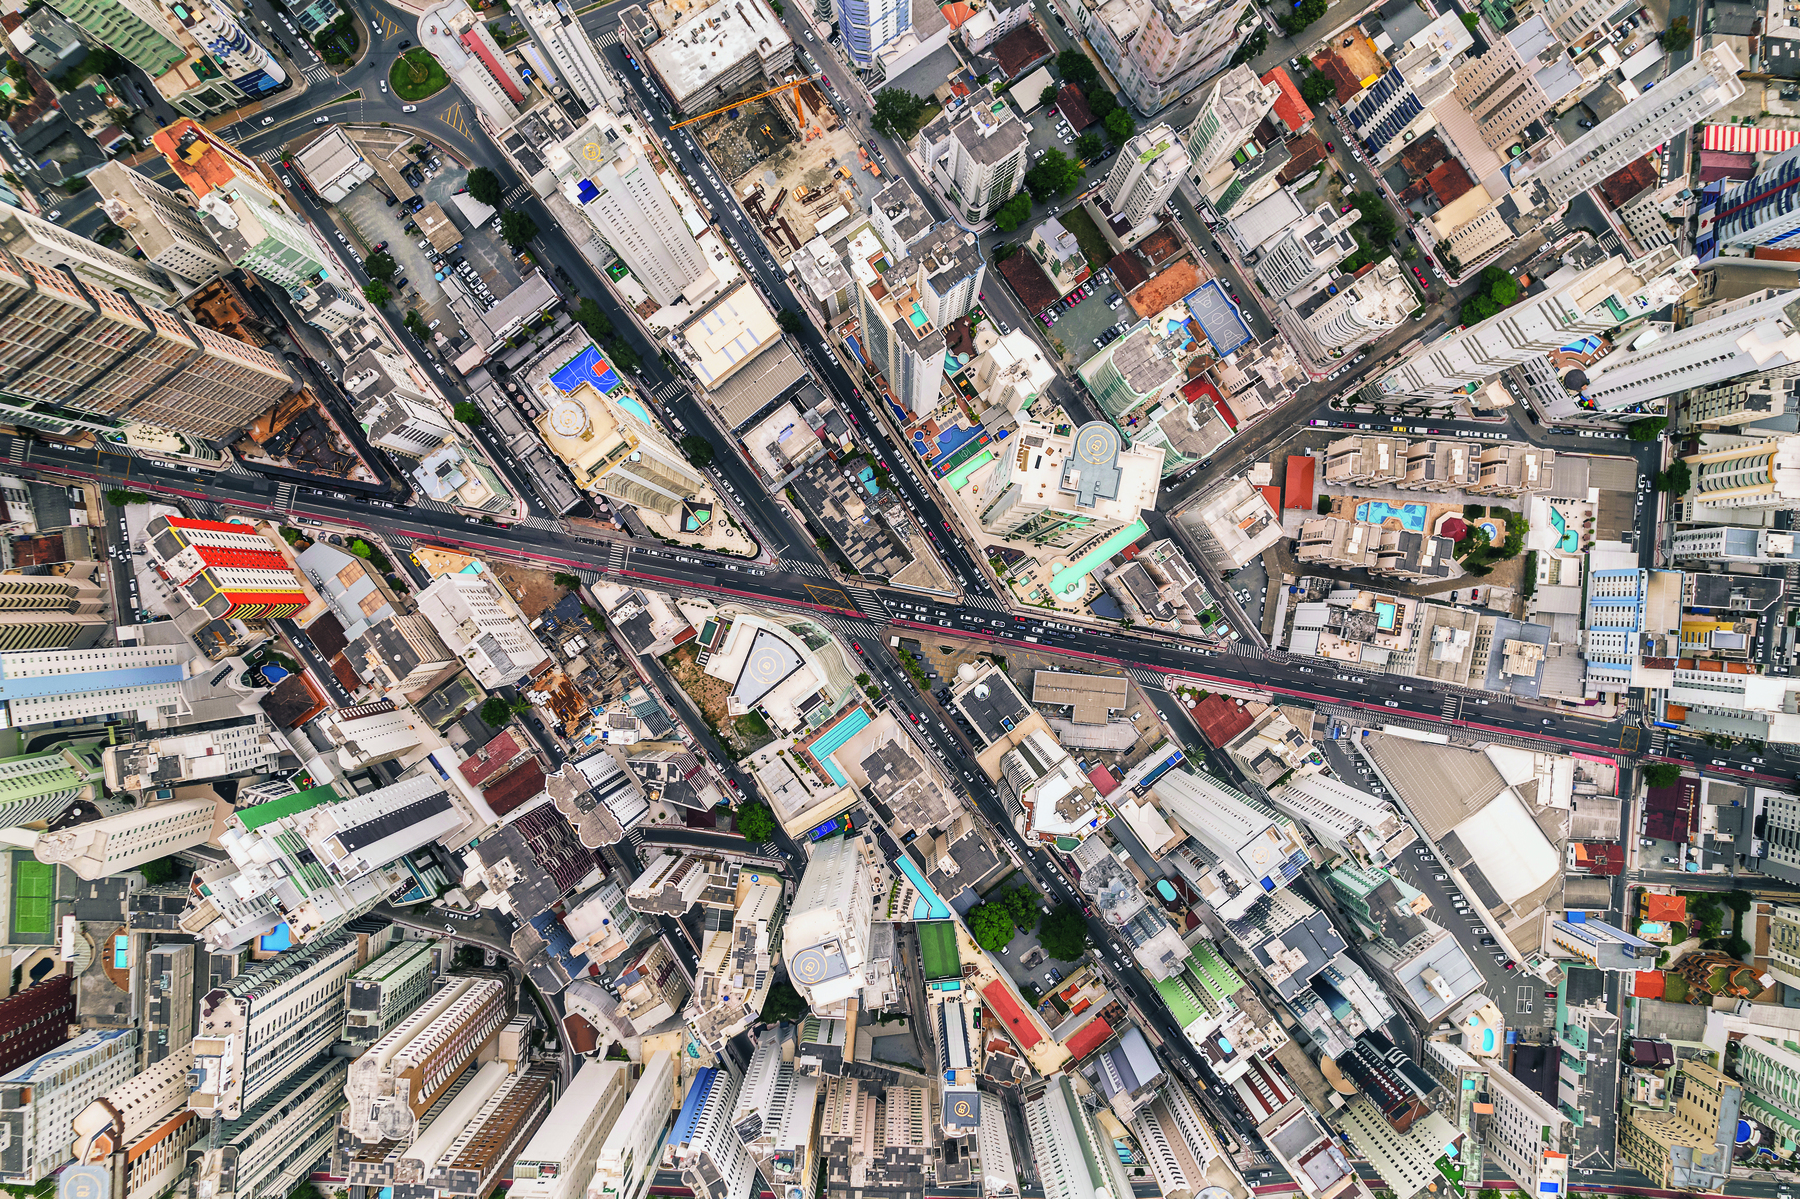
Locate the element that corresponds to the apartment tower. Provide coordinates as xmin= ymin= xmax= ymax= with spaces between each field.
xmin=34 ymin=795 xmax=220 ymax=879
xmin=92 ymin=160 xmax=232 ymax=287
xmin=344 ymin=974 xmax=512 ymax=1143
xmin=561 ymin=114 xmax=707 ymax=306
xmin=1102 ymin=125 xmax=1191 ymax=229
xmin=510 ymin=1061 xmax=631 ymax=1199
xmin=155 ymin=121 xmax=325 ymax=289
xmin=1581 ymin=290 xmax=1800 ymax=413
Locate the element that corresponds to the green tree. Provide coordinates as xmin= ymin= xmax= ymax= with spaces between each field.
xmin=680 ymin=434 xmax=715 ymax=466
xmin=1103 ymin=107 xmax=1135 ymax=144
xmin=1349 ymin=191 xmax=1398 ymax=245
xmin=466 ymin=166 xmax=503 ymax=208
xmin=1662 ymin=14 xmax=1692 ymax=50
xmin=499 ymin=210 xmax=537 ymax=248
xmin=969 ymin=902 xmax=1017 ymax=951
xmin=5 ymin=59 xmax=27 ymax=85
xmin=105 ymin=488 xmax=149 ymax=506
xmin=1025 ymin=149 xmax=1081 ymax=200
xmin=1629 ymin=416 xmax=1669 ymax=441
xmin=1057 ymin=49 xmax=1098 ymax=90
xmin=1300 ymin=72 xmax=1336 ymax=105
xmin=1075 ymin=132 xmax=1102 ymax=160
xmin=734 ymin=799 xmax=776 ymax=841
xmin=574 ymin=297 xmax=614 ymax=344
xmin=552 ymin=572 xmax=581 ymax=590
xmin=1317 ymin=494 xmax=1333 ymax=515
xmin=1039 ymin=904 xmax=1089 ymax=961
xmin=404 ymin=310 xmax=429 ymax=339
xmin=871 ymin=87 xmax=927 ymax=138
xmin=362 ymin=280 xmax=391 ymax=306
xmin=1460 ymin=11 xmax=1479 ymax=31
xmin=776 ymin=308 xmax=803 ymax=334
xmin=453 ymin=400 xmax=483 ymax=425
xmin=762 ymin=979 xmax=809 ymax=1022
xmin=992 ymin=241 xmax=1020 ymax=261
xmin=479 ymin=696 xmax=513 ymax=725
xmin=605 ymin=339 xmax=641 ymax=373
xmin=1657 ymin=460 xmax=1692 ymax=494
xmin=1643 ymin=762 xmax=1683 ymax=788
xmin=364 ymin=250 xmax=398 ymax=281
xmin=1229 ymin=27 xmax=1267 ymax=66
xmin=993 ymin=192 xmax=1033 ymax=232
xmin=1087 ymin=89 xmax=1118 ymax=118
xmin=1039 ymin=84 xmax=1059 ymax=107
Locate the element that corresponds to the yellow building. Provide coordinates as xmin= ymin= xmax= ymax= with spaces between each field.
xmin=1619 ymin=1059 xmax=1739 ymax=1192
xmin=531 ymin=378 xmax=704 ymax=516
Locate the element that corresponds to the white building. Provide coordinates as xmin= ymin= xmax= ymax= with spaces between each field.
xmin=92 ymin=160 xmax=231 ymax=287
xmin=1079 ymin=0 xmax=1259 ymax=114
xmin=1024 ymin=1073 xmax=1136 ymax=1199
xmin=968 ymin=330 xmax=1057 ymax=416
xmin=732 ymin=1029 xmax=820 ymax=1198
xmin=1180 ymin=65 xmax=1278 ymax=204
xmin=187 ymin=929 xmax=359 ymax=1120
xmin=1584 ymin=291 xmax=1800 ymax=414
xmin=344 ymin=975 xmax=512 ymax=1144
xmin=639 ymin=0 xmax=794 ymax=113
xmin=587 ymin=1049 xmax=676 ymax=1199
xmin=0 ymin=643 xmax=190 ymax=728
xmin=1101 ymin=124 xmax=1190 ymax=230
xmin=1268 ymin=772 xmax=1414 ymax=865
xmin=851 ymin=219 xmax=986 ymax=416
xmin=783 ymin=835 xmax=874 ymax=1011
xmin=0 ymin=200 xmax=176 ymax=305
xmin=345 ymin=938 xmax=441 ymax=1045
xmin=916 ymin=87 xmax=1029 ymax=224
xmin=977 ymin=419 xmax=1161 ymax=550
xmin=1304 ymin=258 xmax=1415 ymax=355
xmin=187 ymin=1051 xmax=350 ymax=1199
xmin=976 ymin=1101 xmax=1019 ymax=1196
xmin=34 ymin=795 xmax=219 ymax=880
xmin=1254 ymin=203 xmax=1361 ymax=299
xmin=102 ymin=717 xmax=286 ymax=792
xmin=0 ymin=1028 xmax=137 ymax=1183
xmin=1152 ymin=769 xmax=1308 ymax=918
xmin=1672 ymin=526 xmax=1800 ymax=563
xmin=1482 ymin=1064 xmax=1571 ymax=1198
xmin=71 ymin=1046 xmax=198 ymax=1199
xmin=516 ymin=0 xmax=612 ymax=110
xmin=834 ymin=0 xmax=907 ymax=68
xmin=415 ymin=572 xmax=547 ymax=688
xmin=511 ymin=1061 xmax=631 ymax=1199
xmin=1681 ymin=435 xmax=1800 ymax=515
xmin=670 ymin=1067 xmax=755 ymax=1199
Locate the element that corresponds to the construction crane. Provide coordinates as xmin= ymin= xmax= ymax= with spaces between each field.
xmin=668 ymin=75 xmax=826 ymax=133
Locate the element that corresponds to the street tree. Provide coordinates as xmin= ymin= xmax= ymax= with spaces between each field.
xmin=452 ymin=400 xmax=482 ymax=425
xmin=364 ymin=250 xmax=398 ymax=281
xmin=1103 ymin=107 xmax=1135 ymax=144
xmin=361 ymin=280 xmax=390 ymax=306
xmin=871 ymin=88 xmax=927 ymax=138
xmin=734 ymin=800 xmax=776 ymax=841
xmin=466 ymin=166 xmax=503 ymax=208
xmin=1300 ymin=72 xmax=1336 ymax=105
xmin=1039 ymin=904 xmax=1088 ymax=960
xmin=499 ymin=210 xmax=537 ymax=248
xmin=993 ymin=192 xmax=1033 ymax=232
xmin=1058 ymin=49 xmax=1099 ymax=89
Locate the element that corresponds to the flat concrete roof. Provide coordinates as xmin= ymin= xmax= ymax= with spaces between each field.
xmin=1031 ymin=670 xmax=1129 ymax=724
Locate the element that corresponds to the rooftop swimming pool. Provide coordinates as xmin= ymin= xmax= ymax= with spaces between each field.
xmin=1549 ymin=507 xmax=1579 ymax=553
xmin=616 ymin=395 xmax=653 ymax=426
xmin=1356 ymin=501 xmax=1427 ymax=533
xmin=895 ymin=853 xmax=952 ymax=920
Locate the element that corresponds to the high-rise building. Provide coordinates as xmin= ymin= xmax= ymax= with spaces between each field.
xmin=0 ymin=1027 xmax=136 ymax=1183
xmin=669 ymin=1067 xmax=754 ymax=1199
xmin=0 ymin=571 xmax=106 ymax=651
xmin=733 ymin=1029 xmax=821 ymax=1199
xmin=0 ymin=740 xmax=105 ymax=823
xmin=47 ymin=0 xmax=185 ymax=75
xmin=1451 ymin=16 xmax=1581 ymax=153
xmin=0 ymin=978 xmax=73 ymax=1076
xmin=1681 ymin=435 xmax=1800 ymax=515
xmin=345 ymin=937 xmax=441 ymax=1045
xmin=92 ymin=160 xmax=232 ymax=287
xmin=1686 ymin=374 xmax=1800 ymax=431
xmin=351 ymin=358 xmax=455 ymax=459
xmin=1179 ymin=66 xmax=1277 ymax=203
xmin=1673 ymin=526 xmax=1800 ymax=564
xmin=977 ymin=420 xmax=1161 ymax=549
xmin=555 ymin=111 xmax=707 ymax=306
xmin=188 ymin=1052 xmax=349 ymax=1199
xmin=188 ymin=929 xmax=361 ymax=1120
xmin=156 ymin=121 xmax=324 ymax=289
xmin=1736 ymin=1035 xmax=1800 ymax=1148
xmin=1151 ymin=768 xmax=1309 ymax=914
xmin=688 ymin=870 xmax=784 ymax=1051
xmin=1255 ymin=203 xmax=1362 ymax=298
xmin=145 ymin=515 xmax=308 ymax=620
xmin=349 ymin=612 xmax=455 ymax=694
xmin=102 ymin=718 xmax=287 ymax=793
xmin=1024 ymin=1073 xmax=1135 ymax=1199
xmin=1771 ymin=905 xmax=1800 ymax=988
xmin=1101 ymin=125 xmax=1190 ymax=230
xmin=0 ymin=247 xmax=294 ymax=438
xmin=975 ymin=1101 xmax=1019 ymax=1197
xmin=344 ymin=975 xmax=512 ymax=1143
xmin=0 ymin=200 xmax=177 ymax=305
xmin=415 ymin=572 xmax=548 ymax=688
xmin=833 ymin=0 xmax=905 ymax=65
xmin=851 ymin=220 xmax=985 ymax=416
xmin=1303 ymin=258 xmax=1414 ymax=353
xmin=1706 ymin=145 xmax=1800 ymax=253
xmin=34 ymin=794 xmax=219 ymax=879
xmin=0 ymin=645 xmax=189 ymax=728
xmin=1620 ymin=1059 xmax=1739 ymax=1192
xmin=1129 ymin=1082 xmax=1234 ymax=1199
xmin=73 ymin=1046 xmax=202 ymax=1199
xmin=143 ymin=943 xmax=193 ymax=1066
xmin=784 ymin=835 xmax=875 ymax=1011
xmin=587 ymin=1049 xmax=676 ymax=1199
xmin=916 ymin=88 xmax=1028 ymax=224
xmin=511 ymin=1061 xmax=631 ymax=1199
xmin=158 ymin=0 xmax=284 ymax=93
xmin=530 ymin=378 xmax=706 ymax=516
xmin=515 ymin=0 xmax=612 ymax=109
xmin=1375 ymin=246 xmax=1695 ymax=401
xmin=1583 ymin=291 xmax=1800 ymax=413
xmin=1444 ymin=48 xmax=1742 ymax=262
xmin=1080 ymin=0 xmax=1259 ymax=114
xmin=211 ymin=777 xmax=471 ymax=947
xmin=406 ymin=1053 xmax=559 ymax=1199
xmin=1479 ymin=1062 xmax=1570 ymax=1197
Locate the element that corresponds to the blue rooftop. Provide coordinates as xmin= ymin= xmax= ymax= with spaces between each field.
xmin=671 ymin=1067 xmax=720 ymax=1149
xmin=0 ymin=661 xmax=185 ymax=702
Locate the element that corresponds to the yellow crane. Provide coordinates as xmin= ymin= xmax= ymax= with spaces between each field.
xmin=667 ymin=75 xmax=824 ymax=132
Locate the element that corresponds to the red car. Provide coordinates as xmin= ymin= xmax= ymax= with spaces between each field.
xmin=852 ymin=641 xmax=863 ymax=654
xmin=1325 ymin=141 xmax=1333 ymax=151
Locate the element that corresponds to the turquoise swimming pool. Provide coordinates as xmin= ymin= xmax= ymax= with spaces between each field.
xmin=895 ymin=853 xmax=952 ymax=920
xmin=1356 ymin=501 xmax=1427 ymax=533
xmin=1549 ymin=507 xmax=1578 ymax=552
xmin=616 ymin=395 xmax=653 ymax=425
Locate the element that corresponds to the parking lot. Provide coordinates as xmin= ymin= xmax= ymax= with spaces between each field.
xmin=1033 ymin=272 xmax=1140 ymax=361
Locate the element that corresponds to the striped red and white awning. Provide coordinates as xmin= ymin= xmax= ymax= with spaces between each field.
xmin=1702 ymin=124 xmax=1800 ymax=154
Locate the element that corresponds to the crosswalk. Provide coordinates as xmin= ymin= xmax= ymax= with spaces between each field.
xmin=302 ymin=63 xmax=333 ymax=83
xmin=842 ymin=583 xmax=889 ymax=619
xmin=5 ymin=439 xmax=24 ymax=464
xmin=1597 ymin=229 xmax=1624 ymax=255
xmin=648 ymin=379 xmax=686 ymax=403
xmin=1649 ymin=729 xmax=1668 ymax=757
xmin=1540 ymin=216 xmax=1566 ymax=240
xmin=593 ymin=27 xmax=621 ymax=45
xmin=607 ymin=543 xmax=628 ymax=573
xmin=961 ymin=591 xmax=1007 ymax=612
xmin=503 ymin=183 xmax=533 ymax=206
xmin=518 ymin=515 xmax=563 ymax=531
xmin=257 ymin=148 xmax=284 ymax=164
xmin=778 ymin=558 xmax=833 ymax=577
xmin=1127 ymin=668 xmax=1164 ymax=691
xmin=1441 ymin=696 xmax=1462 ymax=721
xmin=385 ymin=531 xmax=416 ymax=552
xmin=274 ymin=481 xmax=295 ymax=510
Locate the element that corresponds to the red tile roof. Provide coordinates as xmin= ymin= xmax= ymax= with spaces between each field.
xmin=1313 ymin=51 xmax=1361 ymax=104
xmin=992 ymin=22 xmax=1052 ymax=78
xmin=1278 ymin=134 xmax=1328 ymax=186
xmin=1600 ymin=156 xmax=1658 ymax=208
xmin=1284 ymin=455 xmax=1315 ymax=510
xmin=980 ymin=979 xmax=1044 ymax=1049
xmin=1261 ymin=67 xmax=1313 ymax=132
xmin=1258 ymin=485 xmax=1281 ymax=513
xmin=460 ymin=731 xmax=524 ymax=786
xmin=1425 ymin=158 xmax=1475 ymax=206
xmin=1630 ymin=971 xmax=1665 ymax=998
xmin=1571 ymin=841 xmax=1624 ymax=875
xmin=1643 ymin=894 xmax=1688 ymax=923
xmin=484 ymin=758 xmax=547 ymax=817
xmin=1087 ymin=765 xmax=1118 ymax=797
xmin=1190 ymin=692 xmax=1254 ymax=747
xmin=1064 ymin=1015 xmax=1113 ymax=1060
xmin=1057 ymin=84 xmax=1096 ymax=130
xmin=997 ymin=249 xmax=1061 ymax=315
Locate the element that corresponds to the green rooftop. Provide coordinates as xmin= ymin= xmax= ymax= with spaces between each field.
xmin=1187 ymin=941 xmax=1245 ymax=1006
xmin=918 ymin=920 xmax=960 ymax=981
xmin=237 ymin=784 xmax=341 ymax=830
xmin=1153 ymin=973 xmax=1207 ymax=1029
xmin=1050 ymin=517 xmax=1149 ymax=596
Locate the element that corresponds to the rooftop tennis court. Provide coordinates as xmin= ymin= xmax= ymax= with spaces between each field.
xmin=550 ymin=344 xmax=623 ymax=396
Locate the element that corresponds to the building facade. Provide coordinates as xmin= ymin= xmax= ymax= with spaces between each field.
xmin=34 ymin=795 xmax=219 ymax=879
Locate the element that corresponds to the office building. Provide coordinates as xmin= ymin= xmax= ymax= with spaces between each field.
xmin=1376 ymin=246 xmax=1696 ymax=401
xmin=515 ymin=0 xmax=613 ymax=110
xmin=833 ymin=0 xmax=906 ymax=66
xmin=1686 ymin=373 xmax=1800 ymax=430
xmin=188 ymin=929 xmax=360 ymax=1120
xmin=92 ymin=160 xmax=232 ymax=287
xmin=211 ymin=777 xmax=470 ymax=947
xmin=852 ymin=222 xmax=985 ymax=415
xmin=587 ymin=1049 xmax=677 ymax=1199
xmin=0 ymin=978 xmax=73 ymax=1077
xmin=669 ymin=1067 xmax=755 ymax=1199
xmin=1585 ymin=292 xmax=1800 ymax=413
xmin=0 ymin=740 xmax=103 ymax=822
xmin=917 ymin=87 xmax=1029 ymax=224
xmin=350 ymin=613 xmax=456 ymax=694
xmin=733 ymin=1029 xmax=821 ymax=1199
xmin=103 ymin=718 xmax=287 ymax=793
xmin=144 ymin=943 xmax=193 ymax=1067
xmin=1081 ymin=0 xmax=1259 ymax=114
xmin=1481 ymin=1063 xmax=1570 ymax=1198
xmin=415 ymin=572 xmax=547 ymax=687
xmin=1709 ymin=145 xmax=1800 ymax=252
xmin=784 ymin=835 xmax=874 ymax=1011
xmin=344 ymin=975 xmax=511 ymax=1143
xmin=345 ymin=937 xmax=441 ymax=1045
xmin=1152 ymin=768 xmax=1309 ymax=915
xmin=556 ymin=111 xmax=707 ymax=306
xmin=145 ymin=515 xmax=308 ymax=620
xmin=355 ymin=391 xmax=455 ymax=460
xmin=0 ymin=199 xmax=179 ymax=306
xmin=638 ymin=0 xmax=795 ymax=113
xmin=977 ymin=419 xmax=1161 ymax=549
xmin=511 ymin=1061 xmax=631 ymax=1199
xmin=156 ymin=121 xmax=325 ymax=289
xmin=1681 ymin=435 xmax=1800 ymax=515
xmin=34 ymin=794 xmax=219 ymax=879
xmin=0 ymin=1027 xmax=136 ymax=1183
xmin=189 ymin=1052 xmax=350 ymax=1199
xmin=1101 ymin=125 xmax=1190 ymax=230
xmin=407 ymin=1055 xmax=558 ymax=1199
xmin=1620 ymin=1059 xmax=1739 ymax=1191
xmin=1023 ymin=1073 xmax=1134 ymax=1199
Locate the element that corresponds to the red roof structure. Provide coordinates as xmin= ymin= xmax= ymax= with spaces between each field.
xmin=1284 ymin=455 xmax=1315 ymax=510
xmin=1631 ymin=971 xmax=1665 ymax=998
xmin=1313 ymin=51 xmax=1361 ymax=103
xmin=460 ymin=731 xmax=524 ymax=786
xmin=997 ymin=250 xmax=1062 ymax=314
xmin=1064 ymin=1016 xmax=1113 ymax=1060
xmin=1643 ymin=894 xmax=1688 ymax=924
xmin=484 ymin=758 xmax=547 ymax=817
xmin=461 ymin=29 xmax=525 ymax=103
xmin=1260 ymin=67 xmax=1313 ymax=133
xmin=1087 ymin=765 xmax=1118 ymax=796
xmin=1425 ymin=159 xmax=1475 ymax=205
xmin=1643 ymin=778 xmax=1697 ymax=842
xmin=1570 ymin=842 xmax=1624 ymax=875
xmin=1189 ymin=692 xmax=1254 ymax=747
xmin=980 ymin=979 xmax=1044 ymax=1049
xmin=1258 ymin=485 xmax=1281 ymax=513
xmin=1600 ymin=156 xmax=1658 ymax=208
xmin=940 ymin=1 xmax=976 ymax=25
xmin=993 ymin=22 xmax=1052 ymax=78
xmin=1058 ymin=84 xmax=1096 ymax=130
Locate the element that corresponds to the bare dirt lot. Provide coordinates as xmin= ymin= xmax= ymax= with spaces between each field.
xmin=489 ymin=563 xmax=571 ymax=619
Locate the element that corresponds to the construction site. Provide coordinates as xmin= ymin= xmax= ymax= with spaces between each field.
xmin=687 ymin=77 xmax=883 ymax=264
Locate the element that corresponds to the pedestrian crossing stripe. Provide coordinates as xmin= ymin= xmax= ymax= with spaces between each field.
xmin=259 ymin=148 xmax=284 ymax=164
xmin=962 ymin=593 xmax=1006 ymax=611
xmin=503 ymin=184 xmax=532 ymax=205
xmin=594 ymin=28 xmax=621 ymax=45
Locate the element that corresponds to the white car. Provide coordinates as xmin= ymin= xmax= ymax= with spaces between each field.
xmin=402 ymin=104 xmax=417 ymax=112
xmin=380 ymin=81 xmax=388 ymax=92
